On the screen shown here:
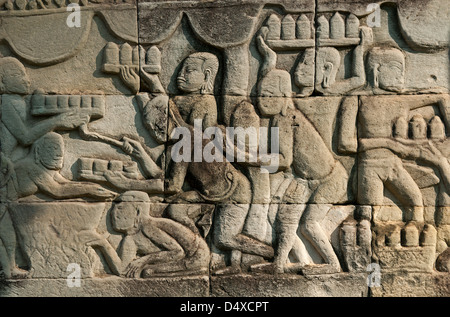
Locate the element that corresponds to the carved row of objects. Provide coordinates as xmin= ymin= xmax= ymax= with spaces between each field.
xmin=394 ymin=115 xmax=445 ymax=141
xmin=265 ymin=12 xmax=361 ymax=50
xmin=103 ymin=43 xmax=161 ymax=75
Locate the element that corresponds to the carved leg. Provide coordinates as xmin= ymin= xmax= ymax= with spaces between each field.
xmin=0 ymin=210 xmax=28 ymax=278
xmin=274 ymin=204 xmax=305 ymax=273
xmin=214 ymin=204 xmax=274 ymax=260
xmin=300 ymin=204 xmax=341 ymax=274
xmin=385 ymin=163 xmax=424 ymax=223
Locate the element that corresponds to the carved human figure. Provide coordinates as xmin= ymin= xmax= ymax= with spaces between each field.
xmin=10 ymin=132 xmax=115 ymax=200
xmin=173 ymin=52 xmax=219 ymax=129
xmin=0 ymin=57 xmax=89 ymax=158
xmin=0 ymin=57 xmax=89 ymax=279
xmin=117 ymin=52 xmax=221 ymax=194
xmin=293 ymin=48 xmax=315 ymax=96
xmin=357 ymin=48 xmax=450 ymax=225
xmin=166 ymin=101 xmax=275 ymax=274
xmin=366 ymin=47 xmax=405 ymax=94
xmin=85 ymin=133 xmax=165 ymax=193
xmin=162 ymin=53 xmax=221 ymax=194
xmin=358 ymin=94 xmax=450 ymax=223
xmin=257 ymin=30 xmax=349 ymax=274
xmin=123 ymin=50 xmax=276 ymax=273
xmin=0 ymin=152 xmax=27 ymax=278
xmin=228 ymin=100 xmax=272 ymax=259
xmin=314 ymin=27 xmax=372 ymax=95
xmin=85 ymin=191 xmax=210 ymax=278
xmin=129 ymin=51 xmax=219 ymax=133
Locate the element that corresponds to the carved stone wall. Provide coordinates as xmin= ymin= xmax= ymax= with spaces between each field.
xmin=0 ymin=0 xmax=448 ymax=297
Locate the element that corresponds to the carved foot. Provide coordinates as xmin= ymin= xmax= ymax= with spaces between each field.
xmin=10 ymin=267 xmax=30 ymax=279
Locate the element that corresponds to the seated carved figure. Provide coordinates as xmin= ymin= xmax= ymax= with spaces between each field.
xmin=85 ymin=191 xmax=210 ymax=278
xmin=166 ymin=101 xmax=275 ymax=273
xmin=173 ymin=52 xmax=219 ymax=129
xmin=11 ymin=132 xmax=115 ymax=200
xmin=132 ymin=51 xmax=275 ymax=273
xmin=103 ymin=52 xmax=220 ymax=193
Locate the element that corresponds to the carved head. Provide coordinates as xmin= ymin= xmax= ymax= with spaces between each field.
xmin=257 ymin=69 xmax=293 ymax=117
xmin=367 ymin=47 xmax=405 ymax=92
xmin=0 ymin=57 xmax=30 ymax=95
xmin=33 ymin=132 xmax=64 ymax=170
xmin=112 ymin=191 xmax=150 ymax=233
xmin=177 ymin=52 xmax=219 ymax=95
xmin=315 ymin=47 xmax=341 ymax=89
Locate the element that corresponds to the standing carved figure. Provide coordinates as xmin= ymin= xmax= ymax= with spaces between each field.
xmin=256 ymin=27 xmax=349 ymax=274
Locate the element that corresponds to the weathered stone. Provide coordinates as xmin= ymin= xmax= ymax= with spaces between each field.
xmin=370 ymin=272 xmax=450 ymax=297
xmin=0 ymin=5 xmax=138 ymax=94
xmin=0 ymin=276 xmax=210 ymax=297
xmin=0 ymin=0 xmax=448 ymax=298
xmin=210 ymin=273 xmax=369 ymax=297
xmin=317 ymin=0 xmax=449 ymax=93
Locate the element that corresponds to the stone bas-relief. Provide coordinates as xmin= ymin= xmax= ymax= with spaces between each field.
xmin=0 ymin=0 xmax=448 ymax=297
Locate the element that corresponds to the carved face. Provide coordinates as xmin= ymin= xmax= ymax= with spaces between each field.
xmin=111 ymin=203 xmax=138 ymax=233
xmin=38 ymin=135 xmax=64 ymax=170
xmin=377 ymin=60 xmax=405 ymax=92
xmin=296 ymin=59 xmax=315 ymax=88
xmin=3 ymin=65 xmax=30 ymax=95
xmin=177 ymin=57 xmax=207 ymax=94
xmin=295 ymin=50 xmax=315 ymax=88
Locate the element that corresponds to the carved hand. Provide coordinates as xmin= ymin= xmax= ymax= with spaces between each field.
xmin=418 ymin=140 xmax=445 ymax=166
xmin=139 ymin=69 xmax=165 ymax=94
xmin=104 ymin=170 xmax=129 ymax=188
xmin=121 ymin=137 xmax=148 ymax=161
xmin=88 ymin=184 xmax=117 ymax=199
xmin=124 ymin=257 xmax=148 ymax=278
xmin=58 ymin=111 xmax=90 ymax=129
xmin=119 ymin=66 xmax=140 ymax=94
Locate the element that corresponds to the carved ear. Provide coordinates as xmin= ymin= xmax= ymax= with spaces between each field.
xmin=323 ymin=62 xmax=334 ymax=88
xmin=374 ymin=64 xmax=380 ymax=88
xmin=201 ymin=69 xmax=213 ymax=95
